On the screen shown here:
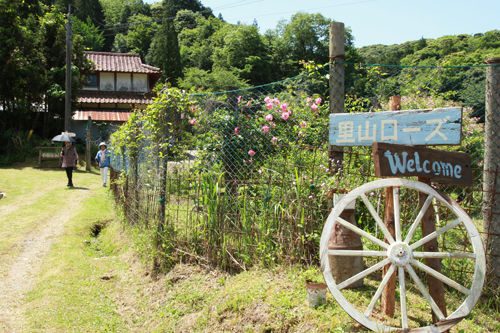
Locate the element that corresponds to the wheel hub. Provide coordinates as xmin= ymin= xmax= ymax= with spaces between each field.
xmin=387 ymin=242 xmax=412 ymax=266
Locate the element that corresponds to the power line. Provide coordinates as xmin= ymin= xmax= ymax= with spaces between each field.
xmin=218 ymin=0 xmax=378 ymax=23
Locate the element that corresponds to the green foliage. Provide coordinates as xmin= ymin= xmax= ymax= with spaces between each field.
xmin=72 ymin=16 xmax=104 ymax=51
xmin=146 ymin=0 xmax=183 ymax=86
xmin=359 ymin=30 xmax=500 ymax=66
xmin=178 ymin=67 xmax=250 ymax=92
xmin=111 ymin=87 xmax=194 ymax=161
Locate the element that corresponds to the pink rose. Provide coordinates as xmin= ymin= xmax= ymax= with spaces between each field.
xmin=262 ymin=125 xmax=270 ymax=133
xmin=247 ymin=101 xmax=251 ymax=106
xmin=248 ymin=150 xmax=255 ymax=156
xmin=264 ymin=96 xmax=271 ymax=103
xmin=271 ymin=137 xmax=277 ymax=143
xmin=237 ymin=96 xmax=242 ymax=104
xmin=265 ymin=114 xmax=273 ymax=121
xmin=281 ymin=112 xmax=289 ymax=120
xmin=280 ymin=103 xmax=288 ymax=111
xmin=234 ymin=126 xmax=240 ymax=134
xmin=315 ymin=97 xmax=322 ymax=105
xmin=299 ymin=121 xmax=307 ymax=128
xmin=189 ymin=119 xmax=197 ymax=125
xmin=311 ymin=104 xmax=318 ymax=111
xmin=266 ymin=103 xmax=274 ymax=109
xmin=298 ymin=131 xmax=303 ymax=137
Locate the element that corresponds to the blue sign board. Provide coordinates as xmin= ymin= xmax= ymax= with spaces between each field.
xmin=329 ymin=108 xmax=462 ymax=146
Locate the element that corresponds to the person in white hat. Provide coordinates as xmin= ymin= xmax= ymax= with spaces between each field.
xmin=95 ymin=142 xmax=111 ymax=187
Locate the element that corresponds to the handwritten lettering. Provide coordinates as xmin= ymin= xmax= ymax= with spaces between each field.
xmin=383 ymin=150 xmax=462 ymax=179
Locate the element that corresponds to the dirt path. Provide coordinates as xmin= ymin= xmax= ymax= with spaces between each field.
xmin=0 ymin=185 xmax=92 ymax=332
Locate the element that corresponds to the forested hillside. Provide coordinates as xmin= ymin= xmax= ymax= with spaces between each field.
xmin=358 ymin=31 xmax=500 ymax=66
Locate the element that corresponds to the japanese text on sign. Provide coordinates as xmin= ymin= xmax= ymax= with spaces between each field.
xmin=329 ymin=108 xmax=462 ymax=146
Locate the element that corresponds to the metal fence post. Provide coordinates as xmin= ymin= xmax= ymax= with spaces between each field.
xmin=483 ymin=57 xmax=500 ymax=291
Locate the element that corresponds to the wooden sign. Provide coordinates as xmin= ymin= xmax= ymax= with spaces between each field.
xmin=329 ymin=108 xmax=462 ymax=146
xmin=372 ymin=142 xmax=473 ymax=186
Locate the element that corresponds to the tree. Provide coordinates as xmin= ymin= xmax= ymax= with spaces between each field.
xmin=127 ymin=16 xmax=158 ymax=60
xmin=267 ymin=12 xmax=362 ymax=80
xmin=0 ymin=0 xmax=45 ymax=132
xmin=147 ymin=0 xmax=183 ymax=86
xmin=212 ymin=24 xmax=272 ymax=85
xmin=0 ymin=0 xmax=92 ymax=138
xmin=178 ymin=67 xmax=249 ymax=92
xmin=167 ymin=0 xmax=212 ymax=18
xmin=177 ymin=12 xmax=223 ymax=70
xmin=54 ymin=0 xmax=105 ymax=26
xmin=72 ymin=16 xmax=105 ymax=51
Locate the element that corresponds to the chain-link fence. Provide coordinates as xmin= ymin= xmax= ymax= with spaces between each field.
xmin=109 ymin=61 xmax=500 ymax=296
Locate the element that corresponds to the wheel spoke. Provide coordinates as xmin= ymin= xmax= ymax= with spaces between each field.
xmin=404 ymin=195 xmax=434 ymax=244
xmin=413 ymin=252 xmax=475 ymax=259
xmin=336 ymin=258 xmax=391 ymax=290
xmin=393 ymin=187 xmax=402 ymax=242
xmin=360 ymin=193 xmax=395 ymax=244
xmin=336 ymin=217 xmax=389 ymax=249
xmin=399 ymin=267 xmax=408 ymax=329
xmin=328 ymin=250 xmax=387 ymax=257
xmin=406 ymin=265 xmax=446 ymax=321
xmin=410 ymin=218 xmax=462 ymax=250
xmin=411 ymin=259 xmax=470 ymax=295
xmin=364 ymin=264 xmax=396 ymax=317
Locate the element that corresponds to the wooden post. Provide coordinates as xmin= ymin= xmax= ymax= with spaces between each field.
xmin=327 ymin=23 xmax=364 ymax=287
xmin=329 ymin=22 xmax=345 ymax=171
xmin=86 ymin=116 xmax=92 ymax=172
xmin=418 ymin=177 xmax=448 ymax=327
xmin=483 ymin=57 xmax=500 ymax=291
xmin=381 ymin=96 xmax=400 ymax=317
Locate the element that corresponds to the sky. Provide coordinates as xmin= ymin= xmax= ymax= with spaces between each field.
xmin=143 ymin=0 xmax=500 ymax=48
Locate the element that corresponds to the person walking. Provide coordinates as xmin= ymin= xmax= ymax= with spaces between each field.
xmin=61 ymin=141 xmax=78 ymax=187
xmin=95 ymin=142 xmax=111 ymax=187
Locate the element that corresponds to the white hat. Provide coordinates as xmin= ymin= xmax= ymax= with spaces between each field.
xmin=99 ymin=142 xmax=107 ymax=148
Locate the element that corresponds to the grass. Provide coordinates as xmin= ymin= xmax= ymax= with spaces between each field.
xmin=0 ymin=162 xmax=499 ymax=332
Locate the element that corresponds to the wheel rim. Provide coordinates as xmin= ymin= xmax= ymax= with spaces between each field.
xmin=320 ymin=178 xmax=485 ymax=333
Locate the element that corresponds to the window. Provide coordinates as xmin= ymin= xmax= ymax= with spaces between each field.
xmin=85 ymin=74 xmax=97 ymax=87
xmin=100 ymin=73 xmax=115 ymax=91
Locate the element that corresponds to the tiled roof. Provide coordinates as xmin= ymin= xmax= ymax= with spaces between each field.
xmin=77 ymin=90 xmax=155 ymax=104
xmin=73 ymin=110 xmax=133 ymax=122
xmin=85 ymin=51 xmax=162 ymax=74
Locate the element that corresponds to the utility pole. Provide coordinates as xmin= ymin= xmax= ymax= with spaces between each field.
xmin=65 ymin=5 xmax=72 ymax=132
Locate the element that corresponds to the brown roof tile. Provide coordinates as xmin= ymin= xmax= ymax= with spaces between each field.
xmin=85 ymin=51 xmax=162 ymax=74
xmin=73 ymin=110 xmax=133 ymax=122
xmin=77 ymin=90 xmax=155 ymax=104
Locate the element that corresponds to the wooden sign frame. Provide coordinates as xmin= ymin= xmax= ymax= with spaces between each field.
xmin=372 ymin=142 xmax=473 ymax=186
xmin=329 ymin=107 xmax=462 ymax=147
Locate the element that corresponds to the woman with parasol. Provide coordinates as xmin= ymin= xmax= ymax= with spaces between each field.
xmin=54 ymin=133 xmax=78 ymax=187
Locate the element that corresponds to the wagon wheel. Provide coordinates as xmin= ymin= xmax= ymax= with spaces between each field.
xmin=320 ymin=178 xmax=485 ymax=333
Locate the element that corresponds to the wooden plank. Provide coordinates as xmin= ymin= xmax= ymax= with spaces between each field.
xmin=381 ymin=96 xmax=399 ymax=319
xmin=381 ymin=187 xmax=396 ymax=317
xmin=373 ymin=142 xmax=473 ymax=186
xmin=329 ymin=107 xmax=462 ymax=146
xmin=418 ymin=176 xmax=448 ymax=328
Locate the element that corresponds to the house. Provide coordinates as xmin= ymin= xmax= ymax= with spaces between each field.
xmin=71 ymin=51 xmax=162 ymax=140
